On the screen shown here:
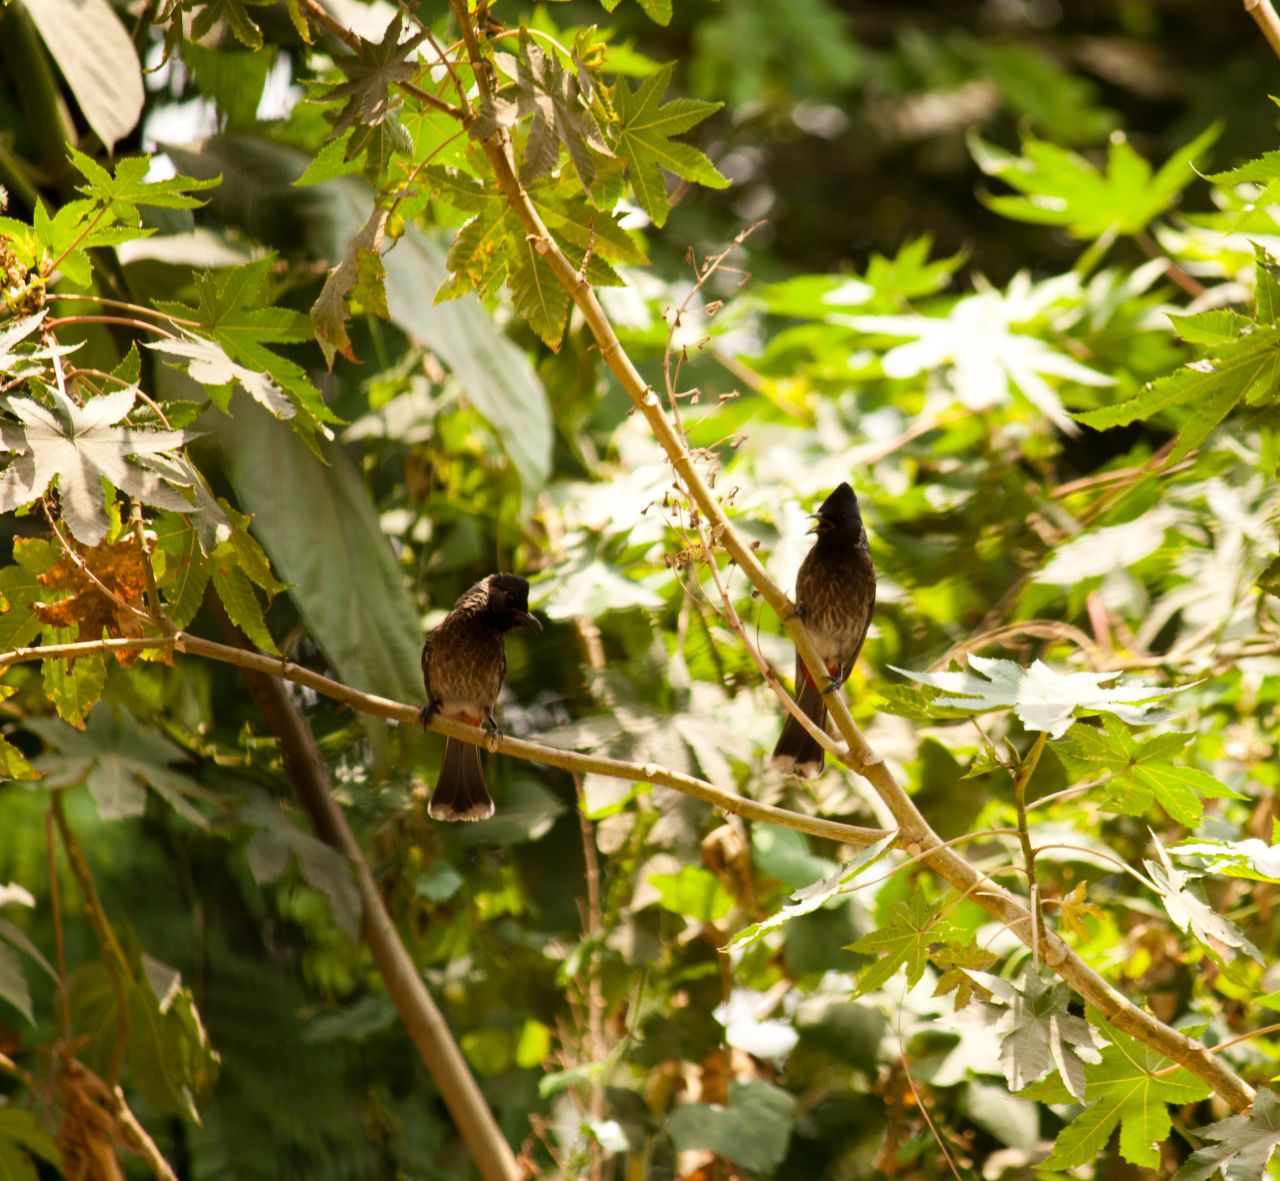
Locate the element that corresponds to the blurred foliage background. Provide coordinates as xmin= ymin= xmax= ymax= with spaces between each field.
xmin=0 ymin=0 xmax=1279 ymax=1178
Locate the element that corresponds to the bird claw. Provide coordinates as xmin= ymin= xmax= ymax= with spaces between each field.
xmin=419 ymin=702 xmax=440 ymax=727
xmin=482 ymin=712 xmax=503 ymax=751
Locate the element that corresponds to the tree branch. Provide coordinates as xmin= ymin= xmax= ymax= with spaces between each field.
xmin=0 ymin=632 xmax=891 ymax=848
xmin=209 ymin=608 xmax=522 ymax=1181
xmin=444 ymin=4 xmax=1256 ymax=1112
xmin=1245 ymin=0 xmax=1280 ymax=58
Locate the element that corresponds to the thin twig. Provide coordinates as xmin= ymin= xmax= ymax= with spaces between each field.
xmin=1011 ymin=732 xmax=1047 ymax=971
xmin=51 ymin=793 xmax=132 ymax=1084
xmin=45 ymin=805 xmax=70 ymax=1041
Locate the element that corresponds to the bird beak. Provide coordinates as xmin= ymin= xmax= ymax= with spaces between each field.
xmin=516 ymin=611 xmax=542 ymax=634
xmin=806 ymin=513 xmax=831 ymax=534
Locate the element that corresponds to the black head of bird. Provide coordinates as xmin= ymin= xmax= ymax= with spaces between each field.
xmin=808 ymin=482 xmax=862 ymax=542
xmin=482 ymin=573 xmax=543 ymax=633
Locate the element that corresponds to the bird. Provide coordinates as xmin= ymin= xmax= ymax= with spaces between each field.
xmin=771 ymin=483 xmax=876 ymax=778
xmin=421 ymin=573 xmax=541 ymax=821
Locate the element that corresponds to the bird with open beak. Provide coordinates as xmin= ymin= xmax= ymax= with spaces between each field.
xmin=771 ymin=483 xmax=876 ymax=778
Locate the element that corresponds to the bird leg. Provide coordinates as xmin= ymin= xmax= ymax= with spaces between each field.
xmin=482 ymin=710 xmax=503 ymax=752
xmin=419 ymin=700 xmax=441 ymax=727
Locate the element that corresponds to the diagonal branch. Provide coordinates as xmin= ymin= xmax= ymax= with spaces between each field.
xmin=443 ymin=4 xmax=1255 ymax=1113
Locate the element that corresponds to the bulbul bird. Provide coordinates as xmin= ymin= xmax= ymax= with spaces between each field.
xmin=771 ymin=483 xmax=876 ymax=778
xmin=422 ymin=573 xmax=541 ymax=821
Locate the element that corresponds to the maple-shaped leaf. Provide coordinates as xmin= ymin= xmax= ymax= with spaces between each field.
xmin=1077 ymin=246 xmax=1280 ymax=459
xmin=494 ymin=34 xmax=613 ymax=192
xmin=1055 ymin=714 xmax=1244 ymax=826
xmin=1173 ymin=1088 xmax=1280 ymax=1181
xmin=321 ymin=13 xmax=427 ymax=138
xmin=28 ymin=705 xmax=210 ymax=826
xmin=0 ymin=385 xmax=191 ymax=545
xmin=1173 ymin=836 xmax=1280 ymax=883
xmin=0 ymin=311 xmax=81 ymax=380
xmin=32 ymin=536 xmax=151 ymax=661
xmin=30 ymin=197 xmax=145 ymax=288
xmin=932 ymin=941 xmax=998 ymax=1009
xmin=848 ymin=892 xmax=962 ymax=996
xmin=971 ymin=123 xmax=1219 ymax=240
xmin=147 ymin=334 xmax=294 ymax=421
xmin=153 ymin=258 xmax=339 ymax=440
xmin=726 ymin=833 xmax=896 ymax=953
xmin=1030 ymin=1024 xmax=1211 ymax=1170
xmin=1059 ymin=882 xmax=1105 ymax=941
xmin=893 ymin=655 xmax=1182 ymax=739
xmin=613 ymin=62 xmax=728 ymax=228
xmin=67 ymin=147 xmax=219 ymax=223
xmin=1145 ymin=840 xmax=1262 ymax=965
xmin=954 ymin=969 xmax=1103 ymax=1101
xmin=843 ymin=272 xmax=1113 ymax=435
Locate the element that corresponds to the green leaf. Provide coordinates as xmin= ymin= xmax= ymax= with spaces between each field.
xmin=0 ymin=538 xmax=58 ymax=652
xmin=499 ymin=34 xmax=613 ymax=191
xmin=727 ymin=833 xmax=895 ymax=952
xmin=68 ymin=146 xmax=218 ymax=222
xmin=0 ymin=1109 xmax=60 ymax=1180
xmin=1040 ymin=1026 xmax=1210 ymax=1169
xmin=1145 ymin=840 xmax=1262 ymax=965
xmin=0 ymin=733 xmax=36 ymax=782
xmin=189 ymin=0 xmax=273 ymax=50
xmin=647 ymin=866 xmax=733 ymax=923
xmin=211 ymin=563 xmax=277 ymax=655
xmin=40 ymin=627 xmax=107 ymax=727
xmin=1172 ymin=836 xmax=1280 ymax=883
xmin=0 ymin=942 xmax=32 ymax=1023
xmin=29 ymin=705 xmax=210 ymax=825
xmin=1055 ymin=715 xmax=1243 ymax=826
xmin=129 ymin=955 xmax=219 ymax=1122
xmin=960 ymin=970 xmax=1104 ymax=1102
xmin=1078 ymin=248 xmax=1280 ymax=455
xmin=153 ymin=258 xmax=340 ymax=443
xmin=666 ymin=1080 xmax=795 ymax=1173
xmin=614 ymin=62 xmax=727 ymax=227
xmin=849 ymin=892 xmax=959 ymax=995
xmin=1173 ymin=1088 xmax=1280 ymax=1181
xmin=972 ymin=123 xmax=1219 ymax=240
xmin=152 ymin=511 xmax=211 ymax=629
xmin=238 ymin=789 xmax=361 ymax=940
xmin=893 ymin=656 xmax=1181 ymax=739
xmin=319 ymin=13 xmax=426 ymax=138
xmin=25 ymin=0 xmax=143 ymax=149
xmin=212 ymin=400 xmax=423 ymax=702
xmin=510 ymin=236 xmax=573 ymax=350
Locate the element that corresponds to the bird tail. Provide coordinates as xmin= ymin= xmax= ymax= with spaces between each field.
xmin=429 ymin=737 xmax=495 ymax=821
xmin=771 ymin=668 xmax=828 ymax=778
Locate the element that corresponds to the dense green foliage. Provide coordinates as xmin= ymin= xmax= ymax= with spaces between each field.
xmin=2 ymin=1 xmax=1280 ymax=1179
